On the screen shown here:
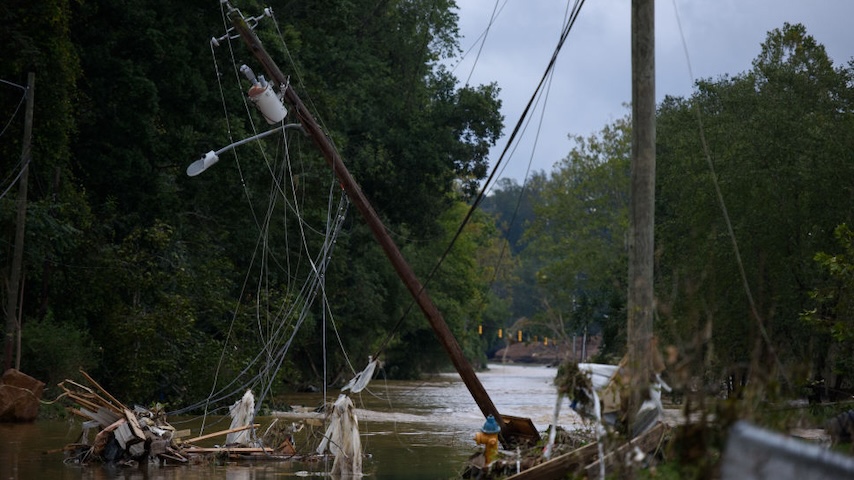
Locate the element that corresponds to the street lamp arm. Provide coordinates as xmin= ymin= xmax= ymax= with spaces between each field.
xmin=186 ymin=123 xmax=302 ymax=176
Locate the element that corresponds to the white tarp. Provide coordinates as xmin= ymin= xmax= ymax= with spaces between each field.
xmin=226 ymin=389 xmax=256 ymax=445
xmin=316 ymin=394 xmax=362 ymax=476
xmin=572 ymin=363 xmax=670 ymax=437
xmin=341 ymin=358 xmax=378 ymax=394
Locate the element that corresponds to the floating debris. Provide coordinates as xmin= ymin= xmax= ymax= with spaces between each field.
xmin=56 ymin=370 xmax=324 ymax=467
xmin=316 ymin=394 xmax=362 ymax=476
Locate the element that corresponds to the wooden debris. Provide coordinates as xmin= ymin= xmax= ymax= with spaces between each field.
xmin=79 ymin=368 xmax=129 ymax=411
xmin=182 ymin=423 xmax=260 ymax=444
xmin=583 ymin=422 xmax=667 ymax=478
xmin=78 ymin=406 xmax=121 ymax=428
xmin=93 ymin=418 xmax=126 ymax=456
xmin=124 ymin=408 xmax=146 ymax=441
xmin=469 ymin=422 xmax=668 ymax=480
xmin=57 ymin=371 xmax=305 ymax=468
xmin=149 ymin=438 xmax=168 ymax=456
xmin=183 ymin=447 xmax=274 ymax=454
xmin=502 ymin=442 xmax=599 ymax=480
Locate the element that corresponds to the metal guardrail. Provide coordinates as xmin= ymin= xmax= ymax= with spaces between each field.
xmin=722 ymin=421 xmax=854 ymax=480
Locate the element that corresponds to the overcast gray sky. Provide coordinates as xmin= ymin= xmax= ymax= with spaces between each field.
xmin=450 ymin=0 xmax=854 ymax=187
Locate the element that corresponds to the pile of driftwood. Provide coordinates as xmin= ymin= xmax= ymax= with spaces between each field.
xmin=55 ymin=370 xmax=301 ymax=467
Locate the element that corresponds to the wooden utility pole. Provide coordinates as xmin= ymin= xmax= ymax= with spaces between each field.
xmin=5 ymin=72 xmax=34 ymax=372
xmin=227 ymin=13 xmax=537 ymax=446
xmin=628 ymin=0 xmax=655 ymax=436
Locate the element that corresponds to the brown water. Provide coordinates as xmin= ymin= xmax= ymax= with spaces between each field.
xmin=1 ymin=364 xmax=584 ymax=479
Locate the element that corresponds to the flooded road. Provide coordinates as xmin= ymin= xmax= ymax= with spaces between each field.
xmin=1 ymin=363 xmax=586 ymax=479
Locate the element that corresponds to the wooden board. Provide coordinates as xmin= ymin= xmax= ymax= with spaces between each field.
xmin=123 ymin=408 xmax=146 ymax=441
xmin=501 ymin=414 xmax=542 ymax=446
xmin=506 ymin=422 xmax=667 ymax=480
xmin=505 ymin=442 xmax=600 ymax=480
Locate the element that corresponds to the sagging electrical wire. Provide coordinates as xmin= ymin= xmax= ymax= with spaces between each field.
xmin=372 ymin=0 xmax=587 ymax=360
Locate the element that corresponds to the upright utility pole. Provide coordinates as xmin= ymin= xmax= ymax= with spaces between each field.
xmin=227 ymin=12 xmax=537 ymax=446
xmin=628 ymin=0 xmax=655 ymax=435
xmin=5 ymin=72 xmax=34 ymax=372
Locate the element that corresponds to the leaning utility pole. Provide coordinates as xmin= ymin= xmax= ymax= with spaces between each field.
xmin=628 ymin=0 xmax=656 ymax=436
xmin=226 ymin=11 xmax=537 ymax=446
xmin=5 ymin=72 xmax=34 ymax=372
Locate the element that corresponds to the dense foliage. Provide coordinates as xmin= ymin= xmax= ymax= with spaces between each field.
xmin=1 ymin=0 xmax=504 ymax=407
xmin=4 ymin=0 xmax=853 ymax=420
xmin=492 ymin=23 xmax=854 ymax=397
xmin=655 ymin=23 xmax=854 ymax=394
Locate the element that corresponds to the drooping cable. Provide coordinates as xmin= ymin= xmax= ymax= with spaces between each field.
xmin=198 ymin=36 xmax=246 ymax=431
xmin=0 ymin=157 xmax=30 ymax=202
xmin=487 ymin=51 xmax=559 ymax=289
xmin=0 ymin=82 xmax=27 ymax=139
xmin=187 ymin=4 xmax=354 ymax=422
xmin=172 ymin=191 xmax=349 ymax=416
xmin=449 ymin=0 xmax=509 ymax=78
xmin=463 ymin=0 xmax=504 ymax=87
xmin=372 ymin=0 xmax=587 ymax=358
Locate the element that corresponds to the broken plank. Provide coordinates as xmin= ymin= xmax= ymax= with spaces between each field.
xmin=79 ymin=407 xmax=122 ymax=428
xmin=505 ymin=442 xmax=600 ymax=480
xmin=79 ymin=369 xmax=129 ymax=411
xmin=94 ymin=418 xmax=127 ymax=455
xmin=68 ymin=395 xmax=102 ymax=414
xmin=61 ymin=379 xmax=95 ymax=395
xmin=123 ymin=408 xmax=146 ymax=441
xmin=182 ymin=424 xmax=260 ymax=444
xmin=158 ymin=451 xmax=188 ymax=463
xmin=160 ymin=446 xmax=189 ymax=463
xmin=182 ymin=447 xmax=274 ymax=454
xmin=66 ymin=407 xmax=89 ymax=420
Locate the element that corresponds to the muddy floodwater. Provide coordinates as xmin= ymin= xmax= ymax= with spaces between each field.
xmin=1 ymin=363 xmax=587 ymax=479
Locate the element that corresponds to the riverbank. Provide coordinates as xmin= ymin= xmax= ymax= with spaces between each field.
xmin=491 ymin=336 xmax=601 ymax=365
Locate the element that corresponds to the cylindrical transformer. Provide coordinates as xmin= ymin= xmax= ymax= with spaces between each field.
xmin=248 ymin=83 xmax=287 ymax=124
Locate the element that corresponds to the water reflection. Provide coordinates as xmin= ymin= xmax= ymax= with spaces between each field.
xmin=1 ymin=363 xmax=582 ymax=479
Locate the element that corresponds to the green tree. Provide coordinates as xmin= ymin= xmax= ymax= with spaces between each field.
xmin=1 ymin=0 xmax=508 ymax=405
xmin=279 ymin=0 xmax=502 ymax=236
xmin=380 ymin=200 xmax=511 ymax=376
xmin=524 ymin=115 xmax=632 ymax=355
xmin=801 ymin=224 xmax=854 ymax=393
xmin=481 ymin=175 xmax=546 ymax=322
xmin=655 ymin=23 xmax=854 ymax=389
xmin=0 ymin=0 xmax=88 ymax=385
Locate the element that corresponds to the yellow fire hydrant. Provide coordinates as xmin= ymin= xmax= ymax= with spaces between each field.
xmin=475 ymin=415 xmax=501 ymax=465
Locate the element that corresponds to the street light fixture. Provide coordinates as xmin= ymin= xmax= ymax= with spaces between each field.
xmin=186 ymin=123 xmax=302 ymax=176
